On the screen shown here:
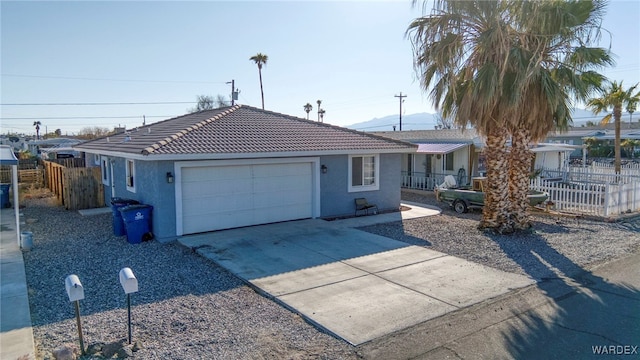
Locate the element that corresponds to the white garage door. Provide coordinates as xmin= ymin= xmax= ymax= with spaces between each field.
xmin=180 ymin=162 xmax=313 ymax=234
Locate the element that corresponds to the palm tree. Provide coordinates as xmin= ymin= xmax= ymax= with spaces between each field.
xmin=408 ymin=0 xmax=516 ymax=232
xmin=626 ymin=90 xmax=639 ymax=128
xmin=587 ymin=81 xmax=639 ymax=174
xmin=303 ymin=103 xmax=313 ymax=120
xmin=33 ymin=121 xmax=41 ymax=140
xmin=504 ymin=1 xmax=611 ymax=229
xmin=316 ymin=100 xmax=322 ymax=122
xmin=250 ymin=53 xmax=268 ymax=109
xmin=407 ymin=0 xmax=611 ymax=233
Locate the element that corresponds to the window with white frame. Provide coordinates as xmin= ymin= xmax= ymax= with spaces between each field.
xmin=443 ymin=153 xmax=454 ymax=171
xmin=349 ymin=154 xmax=379 ymax=192
xmin=101 ymin=157 xmax=109 ymax=185
xmin=126 ymin=159 xmax=136 ymax=192
xmin=93 ymin=154 xmax=100 ymax=166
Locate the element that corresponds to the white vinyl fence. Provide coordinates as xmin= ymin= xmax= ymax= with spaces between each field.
xmin=530 ymin=178 xmax=640 ymax=217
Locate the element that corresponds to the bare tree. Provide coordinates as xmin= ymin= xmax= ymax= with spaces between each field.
xmin=188 ymin=95 xmax=230 ymax=113
xmin=77 ymin=126 xmax=111 ymax=140
xmin=434 ymin=111 xmax=453 ymax=129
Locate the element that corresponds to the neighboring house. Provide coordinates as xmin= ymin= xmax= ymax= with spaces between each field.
xmin=544 ymin=129 xmax=607 ymax=157
xmin=28 ymin=138 xmax=83 ymax=159
xmin=531 ymin=144 xmax=582 ymax=176
xmin=543 ymin=128 xmax=640 ymax=158
xmin=0 ymin=135 xmax=29 ymax=152
xmin=75 ymin=105 xmax=416 ymax=241
xmin=372 ymin=129 xmax=482 ymax=188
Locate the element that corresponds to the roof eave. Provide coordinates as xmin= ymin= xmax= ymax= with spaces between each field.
xmin=74 ymin=147 xmax=417 ymax=161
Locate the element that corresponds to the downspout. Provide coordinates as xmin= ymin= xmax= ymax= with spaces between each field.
xmin=468 ymin=144 xmax=474 ymax=182
xmin=13 ymin=164 xmax=20 ymax=243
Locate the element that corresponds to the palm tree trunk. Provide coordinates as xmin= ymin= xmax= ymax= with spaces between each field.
xmin=479 ymin=126 xmax=514 ymax=234
xmin=614 ymin=104 xmax=622 ymax=174
xmin=259 ymin=68 xmax=265 ymax=110
xmin=509 ymin=126 xmax=533 ymax=230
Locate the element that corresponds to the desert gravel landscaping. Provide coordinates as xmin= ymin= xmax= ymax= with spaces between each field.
xmin=20 ymin=191 xmax=640 ymax=359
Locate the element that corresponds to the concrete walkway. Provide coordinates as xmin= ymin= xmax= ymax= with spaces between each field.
xmin=178 ymin=203 xmax=535 ymax=345
xmin=0 ymin=208 xmax=36 ymax=360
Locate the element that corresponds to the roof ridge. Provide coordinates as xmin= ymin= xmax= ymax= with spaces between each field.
xmin=237 ymin=105 xmax=417 ymax=149
xmin=142 ymin=105 xmax=241 ymax=155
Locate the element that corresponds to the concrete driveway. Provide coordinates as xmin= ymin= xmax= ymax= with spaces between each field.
xmin=178 ymin=203 xmax=535 ymax=345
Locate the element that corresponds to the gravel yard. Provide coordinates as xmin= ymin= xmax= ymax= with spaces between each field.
xmin=21 ymin=198 xmax=358 ymax=360
xmin=20 ymin=191 xmax=640 ymax=359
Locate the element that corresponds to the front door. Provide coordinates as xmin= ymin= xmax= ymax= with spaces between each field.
xmin=110 ymin=160 xmax=116 ymax=198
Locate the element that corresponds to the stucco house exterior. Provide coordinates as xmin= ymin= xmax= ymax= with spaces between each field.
xmin=75 ymin=105 xmax=416 ymax=241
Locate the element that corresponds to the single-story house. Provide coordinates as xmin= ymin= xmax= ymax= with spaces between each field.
xmin=28 ymin=138 xmax=83 ymax=159
xmin=372 ymin=129 xmax=482 ymax=189
xmin=531 ymin=143 xmax=585 ymax=175
xmin=75 ymin=105 xmax=416 ymax=241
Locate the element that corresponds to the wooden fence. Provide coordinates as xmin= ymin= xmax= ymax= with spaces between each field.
xmin=530 ymin=178 xmax=640 ymax=217
xmin=0 ymin=168 xmax=45 ymax=185
xmin=44 ymin=161 xmax=104 ymax=210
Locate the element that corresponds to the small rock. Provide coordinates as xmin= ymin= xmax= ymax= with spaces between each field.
xmin=117 ymin=346 xmax=134 ymax=358
xmin=132 ymin=341 xmax=143 ymax=352
xmin=86 ymin=342 xmax=104 ymax=355
xmin=52 ymin=344 xmax=78 ymax=360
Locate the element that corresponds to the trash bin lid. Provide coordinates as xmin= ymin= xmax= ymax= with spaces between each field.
xmin=111 ymin=197 xmax=140 ymax=205
xmin=118 ymin=204 xmax=153 ymax=213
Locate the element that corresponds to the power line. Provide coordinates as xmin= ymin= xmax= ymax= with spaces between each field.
xmin=0 ymin=115 xmax=174 ymax=120
xmin=1 ymin=101 xmax=194 ymax=106
xmin=1 ymin=73 xmax=227 ymax=84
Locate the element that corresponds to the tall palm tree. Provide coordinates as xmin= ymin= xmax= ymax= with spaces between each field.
xmin=303 ymin=103 xmax=313 ymax=120
xmin=33 ymin=121 xmax=41 ymax=140
xmin=250 ymin=53 xmax=268 ymax=109
xmin=316 ymin=100 xmax=322 ymax=121
xmin=587 ymin=81 xmax=639 ymax=174
xmin=408 ymin=0 xmax=516 ymax=232
xmin=408 ymin=0 xmax=611 ymax=233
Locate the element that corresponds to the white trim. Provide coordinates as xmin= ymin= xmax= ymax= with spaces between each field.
xmin=174 ymin=157 xmax=321 ymax=236
xmin=110 ymin=160 xmax=116 ymax=199
xmin=100 ymin=156 xmax=110 ymax=186
xmin=348 ymin=154 xmax=380 ymax=193
xmin=93 ymin=154 xmax=100 ymax=166
xmin=125 ymin=159 xmax=136 ymax=193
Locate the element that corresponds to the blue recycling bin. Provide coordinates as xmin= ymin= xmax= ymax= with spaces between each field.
xmin=0 ymin=184 xmax=10 ymax=208
xmin=119 ymin=204 xmax=154 ymax=244
xmin=110 ymin=198 xmax=140 ymax=236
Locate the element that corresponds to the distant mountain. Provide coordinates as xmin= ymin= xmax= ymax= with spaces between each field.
xmin=347 ymin=112 xmax=438 ymax=131
xmin=346 ymin=108 xmax=607 ymax=131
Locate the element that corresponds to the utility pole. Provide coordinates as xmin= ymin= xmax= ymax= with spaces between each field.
xmin=227 ymin=80 xmax=236 ymax=106
xmin=395 ymin=92 xmax=407 ymax=131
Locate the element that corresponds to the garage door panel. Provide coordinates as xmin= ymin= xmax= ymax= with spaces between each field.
xmin=182 ymin=194 xmax=254 ymax=217
xmin=181 ymin=162 xmax=314 ymax=234
xmin=184 ymin=210 xmax=255 ymax=233
xmin=184 ymin=166 xmax=252 ymax=181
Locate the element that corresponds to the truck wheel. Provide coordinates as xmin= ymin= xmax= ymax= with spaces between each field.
xmin=453 ymin=200 xmax=468 ymax=214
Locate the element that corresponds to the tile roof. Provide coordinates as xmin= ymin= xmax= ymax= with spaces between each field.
xmin=372 ymin=129 xmax=478 ymax=142
xmin=75 ymin=105 xmax=416 ymax=157
xmin=416 ymin=143 xmax=469 ymax=154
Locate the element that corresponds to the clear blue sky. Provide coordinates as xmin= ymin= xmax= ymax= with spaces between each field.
xmin=1 ymin=0 xmax=639 ymax=136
